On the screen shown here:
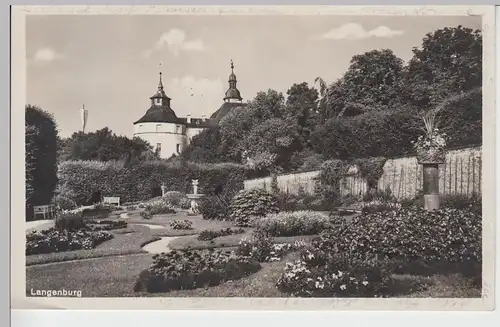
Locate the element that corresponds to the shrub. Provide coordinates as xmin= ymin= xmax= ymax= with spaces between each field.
xmin=140 ymin=211 xmax=153 ymax=220
xmin=55 ymin=213 xmax=86 ymax=231
xmin=253 ymin=211 xmax=332 ymax=237
xmin=169 ymin=220 xmax=193 ymax=230
xmin=133 ymin=249 xmax=261 ymax=293
xmin=229 ymin=188 xmax=279 ymax=227
xmin=198 ymin=194 xmax=231 ymax=220
xmin=276 ymin=192 xmax=299 ymax=212
xmin=197 ymin=228 xmax=245 ymax=241
xmin=163 ymin=191 xmax=184 ymax=207
xmin=441 ymin=193 xmax=482 ymax=215
xmin=53 ymin=195 xmax=78 ymax=211
xmin=86 ymin=219 xmax=127 ymax=231
xmin=179 ymin=197 xmax=191 ymax=210
xmin=81 ymin=205 xmax=111 ymax=219
xmin=144 ymin=202 xmax=176 ymax=216
xmin=26 ymin=229 xmax=113 ymax=255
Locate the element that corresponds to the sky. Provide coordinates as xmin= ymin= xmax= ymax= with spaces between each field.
xmin=26 ymin=15 xmax=481 ymax=138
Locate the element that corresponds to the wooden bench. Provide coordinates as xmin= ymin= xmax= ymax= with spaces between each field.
xmin=33 ymin=204 xmax=56 ymax=220
xmin=103 ymin=196 xmax=120 ymax=207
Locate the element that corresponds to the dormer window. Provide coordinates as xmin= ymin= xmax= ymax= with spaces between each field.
xmin=156 ymin=124 xmax=161 ymax=132
xmin=155 ymin=98 xmax=162 ymax=106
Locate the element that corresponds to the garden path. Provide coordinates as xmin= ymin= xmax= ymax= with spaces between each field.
xmin=141 ymin=237 xmax=181 ymax=254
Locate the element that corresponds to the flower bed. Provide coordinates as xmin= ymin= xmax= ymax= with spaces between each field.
xmin=169 ymin=220 xmax=194 ymax=230
xmin=197 ymin=227 xmax=246 ymax=241
xmin=133 ymin=249 xmax=261 ymax=293
xmin=87 ymin=219 xmax=128 ymax=231
xmin=276 ymin=255 xmax=392 ymax=297
xmin=236 ymin=231 xmax=306 ymax=262
xmin=253 ymin=211 xmax=332 ymax=237
xmin=26 ymin=229 xmax=113 ymax=255
xmin=276 ymin=206 xmax=481 ymax=297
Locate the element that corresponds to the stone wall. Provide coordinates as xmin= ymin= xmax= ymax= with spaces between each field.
xmin=243 ymin=146 xmax=482 ymax=200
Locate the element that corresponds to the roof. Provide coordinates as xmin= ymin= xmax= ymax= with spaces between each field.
xmin=224 ymin=88 xmax=242 ymax=101
xmin=210 ymin=102 xmax=247 ymax=123
xmin=134 ymin=106 xmax=182 ymax=124
xmin=178 ymin=117 xmax=212 ymax=128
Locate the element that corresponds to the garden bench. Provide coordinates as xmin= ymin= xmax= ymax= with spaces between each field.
xmin=33 ymin=204 xmax=56 ymax=220
xmin=103 ymin=196 xmax=120 ymax=207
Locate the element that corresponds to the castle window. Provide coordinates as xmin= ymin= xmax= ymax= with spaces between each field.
xmin=176 ymin=144 xmax=181 ymax=154
xmin=156 ymin=143 xmax=161 ymax=152
xmin=175 ymin=125 xmax=181 ymax=134
xmin=155 ymin=98 xmax=162 ymax=105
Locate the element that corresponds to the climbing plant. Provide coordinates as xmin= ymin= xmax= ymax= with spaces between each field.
xmin=354 ymin=157 xmax=387 ymax=193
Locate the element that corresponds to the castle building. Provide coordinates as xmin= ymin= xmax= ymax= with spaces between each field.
xmin=133 ymin=61 xmax=246 ymax=159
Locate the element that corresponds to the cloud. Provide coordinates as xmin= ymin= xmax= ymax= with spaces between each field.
xmin=166 ymin=76 xmax=224 ymax=117
xmin=32 ymin=47 xmax=65 ymax=62
xmin=315 ymin=23 xmax=404 ymax=40
xmin=143 ymin=29 xmax=207 ymax=58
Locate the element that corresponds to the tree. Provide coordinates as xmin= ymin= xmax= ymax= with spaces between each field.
xmin=285 ymin=82 xmax=319 ymax=148
xmin=25 ymin=105 xmax=59 ymax=218
xmin=60 ymin=127 xmax=156 ymax=162
xmin=337 ymin=49 xmax=405 ymax=113
xmin=401 ymin=25 xmax=482 ymax=109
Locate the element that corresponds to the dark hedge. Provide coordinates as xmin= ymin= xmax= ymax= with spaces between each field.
xmin=58 ymin=160 xmax=247 ymax=205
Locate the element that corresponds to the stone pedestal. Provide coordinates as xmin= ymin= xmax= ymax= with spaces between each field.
xmin=186 ymin=193 xmax=204 ymax=214
xmin=421 ymin=163 xmax=441 ymax=211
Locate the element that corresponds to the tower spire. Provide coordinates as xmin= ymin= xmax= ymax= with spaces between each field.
xmin=158 ymin=72 xmax=164 ymax=90
xmin=223 ymin=59 xmax=242 ymax=102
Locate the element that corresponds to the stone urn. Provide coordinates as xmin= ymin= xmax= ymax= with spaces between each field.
xmin=417 ymin=147 xmax=445 ymax=211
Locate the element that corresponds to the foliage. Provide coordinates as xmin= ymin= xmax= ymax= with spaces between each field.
xmin=144 ymin=202 xmax=176 ymax=216
xmin=133 ymin=249 xmax=261 ymax=293
xmin=53 ymin=195 xmax=78 ymax=211
xmin=236 ymin=230 xmax=306 ymax=262
xmin=197 ymin=228 xmax=246 ymax=241
xmin=161 ymin=191 xmax=186 ymax=208
xmin=327 ymin=49 xmax=405 ymax=115
xmin=228 ymin=188 xmax=280 ymax=227
xmin=361 ymin=200 xmax=402 ymax=214
xmin=140 ymin=211 xmax=153 ymax=220
xmin=25 ymin=105 xmax=59 ymax=219
xmin=270 ymin=174 xmax=279 ymax=194
xmin=354 ymin=157 xmax=387 ymax=191
xmin=58 ymin=127 xmax=157 ymax=163
xmin=58 ymin=160 xmax=246 ymax=205
xmin=318 ymin=207 xmax=481 ymax=268
xmin=253 ymin=211 xmax=332 ymax=237
xmin=314 ymin=159 xmax=348 ymax=208
xmin=277 ymin=254 xmax=392 ymax=297
xmin=86 ymin=219 xmax=127 ymax=231
xmin=169 ymin=220 xmax=194 ymax=230
xmin=198 ymin=194 xmax=231 ymax=221
xmin=81 ymin=205 xmax=111 ymax=219
xmin=26 ymin=228 xmax=113 ymax=255
xmin=55 ymin=213 xmax=86 ymax=231
xmin=441 ymin=193 xmax=482 ymax=215
xmin=401 ymin=25 xmax=482 ymax=109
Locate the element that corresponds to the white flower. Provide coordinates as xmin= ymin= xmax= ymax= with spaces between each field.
xmin=340 ymin=284 xmax=347 ymax=290
xmin=338 ymin=271 xmax=343 ymax=277
xmin=362 ymin=281 xmax=369 ymax=286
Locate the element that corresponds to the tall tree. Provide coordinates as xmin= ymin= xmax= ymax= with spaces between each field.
xmin=25 ymin=105 xmax=59 ymax=216
xmin=401 ymin=25 xmax=482 ymax=109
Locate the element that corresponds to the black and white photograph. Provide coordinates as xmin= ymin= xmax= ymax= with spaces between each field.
xmin=10 ymin=5 xmax=495 ymax=310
